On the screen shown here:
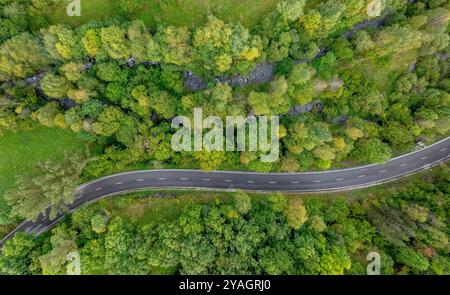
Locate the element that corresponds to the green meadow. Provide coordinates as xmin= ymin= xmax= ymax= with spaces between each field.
xmin=47 ymin=0 xmax=278 ymax=28
xmin=0 ymin=124 xmax=86 ymax=224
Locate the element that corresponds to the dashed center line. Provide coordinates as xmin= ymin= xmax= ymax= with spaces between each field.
xmin=180 ymin=178 xmax=188 ymax=181
xmin=203 ymin=178 xmax=210 ymax=181
xmin=247 ymin=181 xmax=255 ymax=184
xmin=115 ymin=182 xmax=123 ymax=185
xmin=358 ymin=175 xmax=365 ymax=178
xmin=420 ymin=156 xmax=427 ymax=160
xmin=314 ymin=180 xmax=321 ymax=183
xmin=379 ymin=170 xmax=386 ymax=173
xmin=336 ymin=178 xmax=344 ymax=181
xmin=158 ymin=178 xmax=167 ymax=180
xmin=136 ymin=179 xmax=145 ymax=182
xmin=291 ymin=181 xmax=299 ymax=184
xmin=76 ymin=195 xmax=84 ymax=199
xmin=36 ymin=228 xmax=47 ymax=236
xmin=225 ymin=179 xmax=232 ymax=182
xmin=269 ymin=181 xmax=277 ymax=184
xmin=95 ymin=187 xmax=103 ymax=191
xmin=441 ymin=147 xmax=447 ymax=151
xmin=400 ymin=163 xmax=408 ymax=167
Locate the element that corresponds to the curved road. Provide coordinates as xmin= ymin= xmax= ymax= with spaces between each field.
xmin=1 ymin=137 xmax=449 ymax=246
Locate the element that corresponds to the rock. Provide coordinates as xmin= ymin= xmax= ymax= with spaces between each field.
xmin=84 ymin=63 xmax=93 ymax=70
xmin=59 ymin=98 xmax=78 ymax=110
xmin=288 ymin=101 xmax=319 ymax=116
xmin=126 ymin=58 xmax=136 ymax=68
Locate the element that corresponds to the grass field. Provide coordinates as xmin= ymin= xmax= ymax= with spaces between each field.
xmin=47 ymin=0 xmax=279 ymax=29
xmin=356 ymin=50 xmax=419 ymax=95
xmin=0 ymin=124 xmax=87 ymax=225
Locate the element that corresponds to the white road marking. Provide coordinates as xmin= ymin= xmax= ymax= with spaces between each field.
xmin=291 ymin=181 xmax=299 ymax=184
xmin=420 ymin=156 xmax=427 ymax=160
xmin=32 ymin=225 xmax=43 ymax=232
xmin=314 ymin=180 xmax=321 ymax=183
xmin=36 ymin=228 xmax=47 ymax=236
xmin=136 ymin=179 xmax=145 ymax=182
xmin=336 ymin=178 xmax=344 ymax=181
xmin=248 ymin=181 xmax=255 ymax=184
xmin=441 ymin=148 xmax=447 ymax=151
xmin=358 ymin=175 xmax=365 ymax=178
xmin=180 ymin=178 xmax=188 ymax=180
xmin=379 ymin=170 xmax=386 ymax=173
xmin=203 ymin=178 xmax=210 ymax=181
xmin=269 ymin=181 xmax=277 ymax=184
xmin=115 ymin=182 xmax=123 ymax=185
xmin=400 ymin=163 xmax=408 ymax=167
xmin=225 ymin=179 xmax=233 ymax=182
xmin=76 ymin=195 xmax=83 ymax=199
xmin=158 ymin=178 xmax=167 ymax=180
xmin=95 ymin=187 xmax=103 ymax=191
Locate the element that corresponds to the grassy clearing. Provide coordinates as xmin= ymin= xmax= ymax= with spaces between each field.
xmin=47 ymin=0 xmax=278 ymax=29
xmin=96 ymin=191 xmax=227 ymax=226
xmin=352 ymin=50 xmax=419 ymax=95
xmin=0 ymin=124 xmax=87 ymax=224
xmin=47 ymin=0 xmax=118 ymax=28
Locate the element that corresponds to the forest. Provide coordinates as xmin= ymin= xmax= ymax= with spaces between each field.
xmin=0 ymin=165 xmax=449 ymax=275
xmin=0 ymin=0 xmax=449 ymax=275
xmin=0 ymin=0 xmax=448 ymax=176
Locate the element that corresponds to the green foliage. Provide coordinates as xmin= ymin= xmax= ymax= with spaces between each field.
xmin=0 ymin=0 xmax=448 ymax=277
xmin=396 ymin=248 xmax=430 ymax=274
xmin=192 ymin=16 xmax=262 ymax=75
xmin=284 ymin=199 xmax=308 ymax=229
xmin=100 ymin=25 xmax=130 ymax=60
xmin=1 ymin=166 xmax=449 ymax=275
xmin=92 ymin=106 xmax=124 ymax=137
xmin=91 ymin=214 xmax=109 ymax=234
xmin=0 ymin=33 xmax=48 ymax=79
xmin=60 ymin=62 xmax=85 ymax=82
xmin=35 ymin=102 xmax=60 ymax=127
xmin=41 ymin=24 xmax=82 ymax=61
xmin=0 ymin=124 xmax=86 ymax=225
xmin=194 ymin=151 xmax=226 ymax=171
xmin=233 ymin=191 xmax=252 ymax=215
xmin=113 ymin=0 xmax=145 ymax=17
xmin=149 ymin=90 xmax=178 ymax=119
xmin=351 ymin=138 xmax=392 ymax=163
xmin=40 ymin=73 xmax=71 ymax=99
xmin=0 ymin=233 xmax=35 ymax=275
xmin=1 ymin=0 xmax=447 ymax=174
xmin=96 ymin=62 xmax=128 ymax=82
xmin=39 ymin=228 xmax=77 ymax=275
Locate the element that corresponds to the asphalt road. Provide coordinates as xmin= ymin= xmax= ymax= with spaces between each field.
xmin=1 ymin=137 xmax=449 ymax=246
